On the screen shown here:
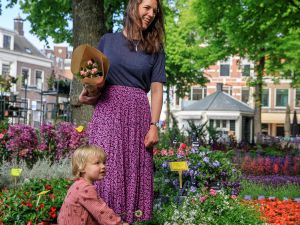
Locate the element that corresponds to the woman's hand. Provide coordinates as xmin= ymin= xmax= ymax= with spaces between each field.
xmin=78 ymin=88 xmax=101 ymax=105
xmin=144 ymin=125 xmax=159 ymax=148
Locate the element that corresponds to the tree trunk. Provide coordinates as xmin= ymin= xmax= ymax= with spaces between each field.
xmin=254 ymin=56 xmax=265 ymax=143
xmin=166 ymin=84 xmax=170 ymax=130
xmin=70 ymin=0 xmax=105 ymax=126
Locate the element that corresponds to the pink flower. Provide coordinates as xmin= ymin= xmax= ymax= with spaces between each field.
xmin=161 ymin=149 xmax=168 ymax=156
xmin=87 ymin=60 xmax=93 ymax=65
xmin=168 ymin=150 xmax=174 ymax=156
xmin=209 ymin=189 xmax=217 ymax=196
xmin=153 ymin=148 xmax=159 ymax=155
xmin=0 ymin=133 xmax=4 ymax=139
xmin=199 ymin=195 xmax=208 ymax=203
xmin=92 ymin=68 xmax=98 ymax=74
xmin=231 ymin=195 xmax=237 ymax=199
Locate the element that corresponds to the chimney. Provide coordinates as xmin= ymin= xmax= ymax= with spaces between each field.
xmin=14 ymin=14 xmax=25 ymax=36
xmin=216 ymin=83 xmax=223 ymax=92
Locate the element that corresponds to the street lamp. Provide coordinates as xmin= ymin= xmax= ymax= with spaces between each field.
xmin=24 ymin=76 xmax=28 ymax=124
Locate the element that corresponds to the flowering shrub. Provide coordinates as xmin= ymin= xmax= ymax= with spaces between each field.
xmin=2 ymin=122 xmax=88 ymax=166
xmin=154 ymin=145 xmax=241 ymax=197
xmin=164 ymin=189 xmax=264 ymax=225
xmin=0 ymin=178 xmax=73 ymax=224
xmin=245 ymin=199 xmax=300 ymax=225
xmin=54 ymin=122 xmax=87 ymax=160
xmin=5 ymin=124 xmax=39 ymax=167
xmin=236 ymin=155 xmax=300 ymax=176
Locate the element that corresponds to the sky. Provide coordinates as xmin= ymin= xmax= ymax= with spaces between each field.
xmin=0 ymin=0 xmax=69 ymax=50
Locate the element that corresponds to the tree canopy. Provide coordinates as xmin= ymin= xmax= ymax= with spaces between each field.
xmin=1 ymin=0 xmax=128 ymax=45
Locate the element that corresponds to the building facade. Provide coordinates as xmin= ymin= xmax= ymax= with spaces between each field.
xmin=0 ymin=16 xmax=60 ymax=126
xmin=171 ymin=56 xmax=300 ymax=137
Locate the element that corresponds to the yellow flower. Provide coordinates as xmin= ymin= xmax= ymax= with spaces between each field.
xmin=75 ymin=126 xmax=84 ymax=133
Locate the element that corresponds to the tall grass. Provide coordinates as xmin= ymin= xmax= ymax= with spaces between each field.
xmin=240 ymin=179 xmax=300 ymax=200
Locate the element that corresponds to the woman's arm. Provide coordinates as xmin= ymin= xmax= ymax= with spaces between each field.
xmin=144 ymin=82 xmax=163 ymax=148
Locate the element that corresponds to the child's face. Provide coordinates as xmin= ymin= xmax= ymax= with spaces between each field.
xmin=82 ymin=157 xmax=106 ymax=184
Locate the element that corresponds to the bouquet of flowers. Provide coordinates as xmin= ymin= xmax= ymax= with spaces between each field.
xmin=71 ymin=44 xmax=110 ymax=97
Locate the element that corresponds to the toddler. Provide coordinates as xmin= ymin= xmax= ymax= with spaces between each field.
xmin=58 ymin=145 xmax=129 ymax=225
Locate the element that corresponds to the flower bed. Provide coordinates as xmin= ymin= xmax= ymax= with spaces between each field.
xmin=245 ymin=199 xmax=300 ymax=225
xmin=233 ymin=154 xmax=300 ymax=176
xmin=0 ymin=121 xmax=88 ymax=167
xmin=154 ymin=145 xmax=241 ymax=197
xmin=0 ymin=178 xmax=73 ymax=225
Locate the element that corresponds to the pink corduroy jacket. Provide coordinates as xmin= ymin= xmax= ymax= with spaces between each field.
xmin=58 ymin=178 xmax=122 ymax=225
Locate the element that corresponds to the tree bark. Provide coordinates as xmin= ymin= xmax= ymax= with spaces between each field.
xmin=70 ymin=0 xmax=106 ymax=126
xmin=254 ymin=56 xmax=265 ymax=143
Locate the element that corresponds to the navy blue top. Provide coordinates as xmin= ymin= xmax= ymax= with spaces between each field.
xmin=97 ymin=32 xmax=166 ymax=93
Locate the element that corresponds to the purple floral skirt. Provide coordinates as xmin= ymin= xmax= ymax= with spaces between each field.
xmin=88 ymin=85 xmax=153 ymax=223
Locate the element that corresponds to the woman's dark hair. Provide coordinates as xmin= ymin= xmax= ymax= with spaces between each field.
xmin=124 ymin=0 xmax=165 ymax=54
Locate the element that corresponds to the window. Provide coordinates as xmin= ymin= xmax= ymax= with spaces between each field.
xmin=220 ymin=64 xmax=230 ymax=76
xmin=216 ymin=120 xmax=221 ymax=128
xmin=35 ymin=70 xmax=43 ymax=89
xmin=191 ymin=87 xmax=207 ymax=100
xmin=296 ymin=89 xmax=300 ymax=107
xmin=276 ymin=89 xmax=288 ymax=107
xmin=1 ymin=64 xmax=10 ymax=75
xmin=223 ymin=87 xmax=232 ymax=95
xmin=242 ymin=64 xmax=251 ymax=76
xmin=22 ymin=68 xmax=29 ymax=87
xmin=3 ymin=35 xmax=11 ymax=49
xmin=229 ymin=120 xmax=235 ymax=131
xmin=222 ymin=120 xmax=227 ymax=128
xmin=262 ymin=123 xmax=268 ymax=135
xmin=209 ymin=119 xmax=213 ymax=127
xmin=241 ymin=88 xmax=250 ymax=103
xmin=262 ymin=89 xmax=269 ymax=107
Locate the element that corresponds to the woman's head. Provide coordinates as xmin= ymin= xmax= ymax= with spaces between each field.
xmin=124 ymin=0 xmax=165 ymax=53
xmin=72 ymin=145 xmax=106 ymax=179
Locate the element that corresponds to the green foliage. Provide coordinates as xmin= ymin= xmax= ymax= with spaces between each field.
xmin=0 ymin=158 xmax=72 ymax=189
xmin=186 ymin=119 xmax=207 ymax=144
xmin=133 ymin=204 xmax=175 ymax=225
xmin=164 ymin=0 xmax=209 ymax=97
xmin=2 ymin=0 xmax=129 ymax=45
xmin=0 ymin=178 xmax=73 ymax=224
xmin=164 ymin=191 xmax=264 ymax=225
xmin=154 ymin=147 xmax=241 ymax=197
xmin=240 ymin=180 xmax=300 ymax=200
xmin=0 ymin=119 xmax=9 ymax=163
xmin=192 ymin=0 xmax=300 ymax=79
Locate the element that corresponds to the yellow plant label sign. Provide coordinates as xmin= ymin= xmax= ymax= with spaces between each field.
xmin=37 ymin=190 xmax=50 ymax=196
xmin=10 ymin=168 xmax=22 ymax=177
xmin=169 ymin=161 xmax=189 ymax=171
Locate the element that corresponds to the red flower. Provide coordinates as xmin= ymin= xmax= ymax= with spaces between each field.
xmin=45 ymin=184 xmax=53 ymax=190
xmin=27 ymin=221 xmax=33 ymax=225
xmin=179 ymin=143 xmax=187 ymax=149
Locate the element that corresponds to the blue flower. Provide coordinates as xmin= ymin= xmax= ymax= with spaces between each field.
xmin=190 ymin=186 xmax=197 ymax=192
xmin=203 ymin=157 xmax=210 ymax=163
xmin=161 ymin=162 xmax=168 ymax=168
xmin=212 ymin=160 xmax=220 ymax=167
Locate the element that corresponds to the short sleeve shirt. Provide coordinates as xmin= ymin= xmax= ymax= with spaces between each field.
xmin=97 ymin=32 xmax=166 ymax=93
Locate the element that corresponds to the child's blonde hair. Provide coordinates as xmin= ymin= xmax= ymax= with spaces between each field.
xmin=72 ymin=145 xmax=106 ymax=178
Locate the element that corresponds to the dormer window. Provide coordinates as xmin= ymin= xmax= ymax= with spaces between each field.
xmin=25 ymin=48 xmax=32 ymax=54
xmin=3 ymin=35 xmax=11 ymax=49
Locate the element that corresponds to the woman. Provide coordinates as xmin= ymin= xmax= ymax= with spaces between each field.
xmin=79 ymin=0 xmax=165 ymax=223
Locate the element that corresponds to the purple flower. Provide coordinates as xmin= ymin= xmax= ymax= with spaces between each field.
xmin=203 ymin=157 xmax=210 ymax=163
xmin=212 ymin=160 xmax=220 ymax=167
